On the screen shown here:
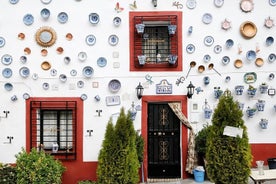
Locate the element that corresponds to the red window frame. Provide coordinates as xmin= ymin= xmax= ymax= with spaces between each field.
xmin=129 ymin=11 xmax=182 ymax=72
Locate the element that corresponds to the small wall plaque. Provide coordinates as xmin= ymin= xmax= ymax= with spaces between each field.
xmin=106 ymin=95 xmax=120 ymax=106
xmin=156 ymin=79 xmax=172 ymax=94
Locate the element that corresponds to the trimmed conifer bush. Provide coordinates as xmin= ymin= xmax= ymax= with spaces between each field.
xmin=206 ymin=90 xmax=252 ymax=184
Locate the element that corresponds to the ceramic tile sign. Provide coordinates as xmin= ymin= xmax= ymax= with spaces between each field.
xmin=156 ymin=79 xmax=172 ymax=94
xmin=223 ymin=126 xmax=243 ymax=138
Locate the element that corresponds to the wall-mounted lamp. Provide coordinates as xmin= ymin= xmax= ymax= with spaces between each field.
xmin=187 ymin=81 xmax=195 ymax=99
xmin=7 ymin=136 xmax=13 ymax=144
xmin=136 ymin=82 xmax=144 ymax=100
xmin=152 ymin=0 xmax=157 ymax=7
xmin=96 ymin=109 xmax=102 ymax=116
xmin=129 ymin=102 xmax=137 ymax=121
xmin=0 ymin=111 xmax=10 ymax=119
xmin=87 ymin=130 xmax=93 ymax=137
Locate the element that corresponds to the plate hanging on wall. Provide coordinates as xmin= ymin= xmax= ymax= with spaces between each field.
xmin=23 ymin=14 xmax=34 ymax=26
xmin=1 ymin=54 xmax=13 ymax=65
xmin=89 ymin=13 xmax=100 ymax=24
xmin=269 ymin=0 xmax=276 ymax=6
xmin=108 ymin=79 xmax=121 ymax=93
xmin=214 ymin=0 xmax=224 ymax=7
xmin=0 ymin=37 xmax=5 ymax=48
xmin=186 ymin=0 xmax=197 ymax=9
xmin=41 ymin=0 xmax=52 ymax=4
xmin=97 ymin=57 xmax=107 ymax=67
xmin=9 ymin=0 xmax=19 ymax=4
xmin=57 ymin=12 xmax=68 ymax=24
xmin=186 ymin=44 xmax=195 ymax=53
xmin=108 ymin=35 xmax=119 ymax=46
xmin=202 ymin=13 xmax=212 ymax=24
xmin=204 ymin=36 xmax=214 ymax=46
xmin=2 ymin=68 xmax=12 ymax=78
xmin=86 ymin=34 xmax=96 ymax=46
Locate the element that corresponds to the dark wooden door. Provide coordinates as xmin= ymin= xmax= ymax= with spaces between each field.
xmin=147 ymin=103 xmax=181 ymax=178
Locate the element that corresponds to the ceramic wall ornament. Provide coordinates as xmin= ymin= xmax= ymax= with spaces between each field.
xmin=221 ymin=19 xmax=231 ymax=30
xmin=256 ymin=100 xmax=265 ymax=111
xmin=238 ymin=102 xmax=245 ymax=110
xmin=235 ymin=85 xmax=244 ymax=95
xmin=172 ymin=1 xmax=183 ymax=9
xmin=186 ymin=0 xmax=197 ymax=9
xmin=203 ymin=99 xmax=212 ymax=119
xmin=246 ymin=106 xmax=256 ymax=118
xmin=244 ymin=72 xmax=257 ymax=84
xmin=259 ymin=83 xmax=268 ymax=94
xmin=129 ymin=1 xmax=137 ymax=10
xmin=156 ymin=79 xmax=172 ymax=94
xmin=264 ymin=17 xmax=274 ymax=28
xmin=214 ymin=0 xmax=224 ymax=7
xmin=247 ymin=85 xmax=257 ymax=98
xmin=240 ymin=21 xmax=257 ymax=39
xmin=137 ymin=55 xmax=146 ymax=65
xmin=240 ymin=0 xmax=254 ymax=13
xmin=115 ymin=2 xmax=124 ymax=13
xmin=214 ymin=87 xmax=223 ymax=99
xmin=35 ymin=26 xmax=57 ymax=47
xmin=259 ymin=118 xmax=268 ymax=129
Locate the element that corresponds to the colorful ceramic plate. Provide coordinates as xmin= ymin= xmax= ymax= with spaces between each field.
xmin=204 ymin=36 xmax=214 ymax=46
xmin=4 ymin=83 xmax=13 ymax=91
xmin=82 ymin=66 xmax=94 ymax=78
xmin=268 ymin=53 xmax=276 ymax=63
xmin=1 ymin=54 xmax=13 ymax=65
xmin=186 ymin=44 xmax=195 ymax=53
xmin=78 ymin=52 xmax=87 ymax=61
xmin=41 ymin=61 xmax=51 ymax=70
xmin=0 ymin=37 xmax=5 ymax=48
xmin=255 ymin=58 xmax=264 ymax=67
xmin=23 ymin=14 xmax=34 ymax=26
xmin=19 ymin=66 xmax=30 ymax=78
xmin=89 ymin=13 xmax=99 ymax=24
xmin=108 ymin=34 xmax=119 ymax=46
xmin=2 ymin=68 xmax=12 ymax=78
xmin=244 ymin=72 xmax=257 ymax=84
xmin=234 ymin=59 xmax=243 ymax=68
xmin=108 ymin=79 xmax=121 ymax=93
xmin=240 ymin=21 xmax=257 ymax=39
xmin=97 ymin=57 xmax=107 ymax=67
xmin=57 ymin=12 xmax=68 ymax=24
xmin=40 ymin=8 xmax=50 ymax=20
xmin=86 ymin=34 xmax=96 ymax=46
xmin=240 ymin=0 xmax=254 ymax=12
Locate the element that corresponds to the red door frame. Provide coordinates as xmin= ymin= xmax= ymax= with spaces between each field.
xmin=141 ymin=95 xmax=188 ymax=182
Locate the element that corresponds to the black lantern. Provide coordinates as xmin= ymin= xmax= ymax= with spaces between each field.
xmin=136 ymin=82 xmax=144 ymax=100
xmin=187 ymin=81 xmax=195 ymax=99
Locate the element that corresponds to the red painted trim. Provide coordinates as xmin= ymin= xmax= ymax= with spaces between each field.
xmin=141 ymin=95 xmax=188 ymax=182
xmin=129 ymin=11 xmax=183 ymax=72
xmin=250 ymin=144 xmax=276 ymax=166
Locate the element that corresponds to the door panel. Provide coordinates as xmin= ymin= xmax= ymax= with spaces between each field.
xmin=148 ymin=103 xmax=181 ymax=178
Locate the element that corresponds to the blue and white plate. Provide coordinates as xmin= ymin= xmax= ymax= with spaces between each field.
xmin=20 ymin=56 xmax=27 ymax=63
xmin=108 ymin=79 xmax=121 ymax=93
xmin=186 ymin=44 xmax=195 ymax=54
xmin=23 ymin=14 xmax=34 ymax=26
xmin=57 ymin=12 xmax=68 ymax=24
xmin=225 ymin=39 xmax=234 ymax=48
xmin=9 ymin=0 xmax=19 ymax=4
xmin=202 ymin=13 xmax=212 ymax=24
xmin=0 ymin=37 xmax=5 ymax=48
xmin=23 ymin=93 xmax=30 ymax=100
xmin=70 ymin=69 xmax=77 ymax=76
xmin=214 ymin=45 xmax=222 ymax=54
xmin=81 ymin=94 xmax=88 ymax=101
xmin=82 ymin=66 xmax=94 ymax=78
xmin=40 ymin=8 xmax=50 ymax=20
xmin=78 ymin=52 xmax=87 ymax=61
xmin=268 ymin=53 xmax=276 ymax=63
xmin=19 ymin=66 xmax=30 ymax=78
xmin=222 ymin=56 xmax=230 ymax=65
xmin=50 ymin=68 xmax=57 ymax=76
xmin=77 ymin=80 xmax=84 ymax=88
xmin=269 ymin=0 xmax=276 ymax=6
xmin=89 ymin=13 xmax=99 ymax=24
xmin=42 ymin=82 xmax=49 ymax=90
xmin=108 ymin=35 xmax=119 ymax=46
xmin=2 ymin=68 xmax=12 ymax=78
xmin=97 ymin=57 xmax=107 ymax=67
xmin=4 ymin=83 xmax=13 ymax=91
xmin=59 ymin=74 xmax=67 ymax=83
xmin=204 ymin=36 xmax=214 ymax=46
xmin=86 ymin=34 xmax=96 ymax=46
xmin=214 ymin=0 xmax=224 ymax=7
xmin=41 ymin=0 xmax=52 ymax=4
xmin=1 ymin=54 xmax=13 ymax=65
xmin=203 ymin=54 xmax=211 ymax=62
xmin=186 ymin=0 xmax=197 ymax=9
xmin=113 ymin=17 xmax=121 ymax=26
xmin=246 ymin=50 xmax=256 ymax=61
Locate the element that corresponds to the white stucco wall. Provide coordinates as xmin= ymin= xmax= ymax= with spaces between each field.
xmin=0 ymin=0 xmax=275 ymax=163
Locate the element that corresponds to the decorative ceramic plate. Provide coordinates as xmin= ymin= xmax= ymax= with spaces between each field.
xmin=82 ymin=66 xmax=94 ymax=78
xmin=213 ymin=45 xmax=222 ymax=54
xmin=108 ymin=35 xmax=119 ymax=46
xmin=264 ymin=17 xmax=274 ymax=28
xmin=59 ymin=74 xmax=67 ymax=83
xmin=70 ymin=69 xmax=77 ymax=76
xmin=78 ymin=52 xmax=87 ymax=61
xmin=23 ymin=93 xmax=30 ymax=100
xmin=77 ymin=80 xmax=84 ymax=88
xmin=20 ymin=56 xmax=27 ymax=63
xmin=64 ymin=56 xmax=71 ymax=64
xmin=266 ymin=36 xmax=274 ymax=46
xmin=222 ymin=56 xmax=230 ymax=65
xmin=202 ymin=13 xmax=212 ymax=24
xmin=240 ymin=21 xmax=257 ymax=39
xmin=40 ymin=8 xmax=50 ymax=20
xmin=269 ymin=0 xmax=276 ymax=6
xmin=32 ymin=73 xmax=38 ymax=80
xmin=97 ymin=57 xmax=107 ymax=67
xmin=57 ymin=12 xmax=68 ymax=24
xmin=244 ymin=72 xmax=257 ymax=84
xmin=35 ymin=26 xmax=57 ymax=47
xmin=198 ymin=65 xmax=205 ymax=73
xmin=240 ymin=0 xmax=254 ymax=12
xmin=203 ymin=54 xmax=211 ymax=62
xmin=204 ymin=36 xmax=214 ymax=46
xmin=4 ymin=83 xmax=13 ymax=91
xmin=81 ymin=94 xmax=88 ymax=101
xmin=246 ymin=50 xmax=256 ymax=61
xmin=41 ymin=0 xmax=52 ymax=4
xmin=19 ymin=66 xmax=30 ymax=78
xmin=0 ymin=37 xmax=5 ymax=48
xmin=225 ymin=39 xmax=234 ymax=48
xmin=221 ymin=19 xmax=231 ymax=30
xmin=108 ymin=79 xmax=121 ymax=93
xmin=255 ymin=58 xmax=264 ymax=67
xmin=113 ymin=17 xmax=121 ymax=26
xmin=9 ymin=0 xmax=19 ymax=4
xmin=268 ymin=53 xmax=276 ymax=63
xmin=42 ymin=82 xmax=49 ymax=90
xmin=23 ymin=14 xmax=34 ymax=26
xmin=1 ymin=54 xmax=13 ymax=65
xmin=186 ymin=44 xmax=195 ymax=53
xmin=2 ymin=68 xmax=12 ymax=78
xmin=89 ymin=13 xmax=100 ymax=24
xmin=214 ymin=0 xmax=224 ymax=7
xmin=50 ymin=68 xmax=57 ymax=76
xmin=86 ymin=34 xmax=96 ymax=46
xmin=186 ymin=0 xmax=197 ymax=9
xmin=41 ymin=61 xmax=51 ymax=70
xmin=234 ymin=59 xmax=243 ymax=68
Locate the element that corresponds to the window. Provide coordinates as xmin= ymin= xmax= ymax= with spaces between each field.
xmin=30 ymin=100 xmax=77 ymax=160
xmin=130 ymin=11 xmax=182 ymax=71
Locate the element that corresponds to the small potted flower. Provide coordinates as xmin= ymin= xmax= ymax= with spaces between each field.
xmin=246 ymin=106 xmax=257 ymax=118
xmin=247 ymin=85 xmax=257 ymax=97
xmin=259 ymin=83 xmax=269 ymax=94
